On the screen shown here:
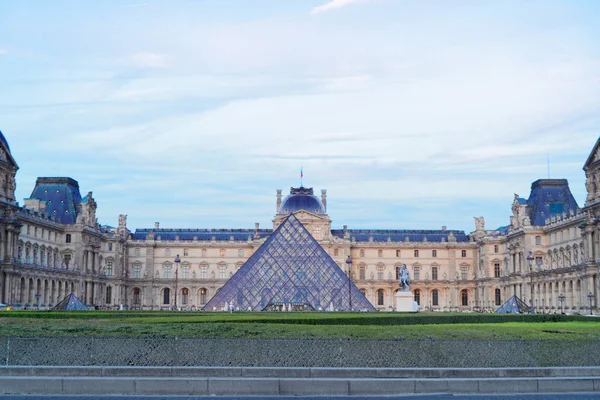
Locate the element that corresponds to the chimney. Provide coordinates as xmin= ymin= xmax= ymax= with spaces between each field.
xmin=254 ymin=222 xmax=260 ymax=240
xmin=321 ymin=189 xmax=327 ymax=212
xmin=442 ymin=226 xmax=447 ymax=231
xmin=276 ymin=189 xmax=282 ymax=213
xmin=155 ymin=222 xmax=160 ymax=229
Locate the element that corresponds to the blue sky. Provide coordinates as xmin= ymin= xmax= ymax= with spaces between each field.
xmin=1 ymin=0 xmax=599 ymax=233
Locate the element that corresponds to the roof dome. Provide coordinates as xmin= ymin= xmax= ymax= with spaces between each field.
xmin=279 ymin=187 xmax=326 ymax=215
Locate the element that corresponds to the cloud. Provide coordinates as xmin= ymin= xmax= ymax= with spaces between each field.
xmin=130 ymin=52 xmax=169 ymax=68
xmin=310 ymin=0 xmax=366 ymax=15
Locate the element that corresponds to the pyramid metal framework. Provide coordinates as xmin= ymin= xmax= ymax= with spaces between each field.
xmin=203 ymin=214 xmax=375 ymax=311
xmin=52 ymin=292 xmax=89 ymax=311
xmin=495 ymin=295 xmax=530 ymax=314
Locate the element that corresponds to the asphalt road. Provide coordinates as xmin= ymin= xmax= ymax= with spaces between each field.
xmin=2 ymin=394 xmax=600 ymax=400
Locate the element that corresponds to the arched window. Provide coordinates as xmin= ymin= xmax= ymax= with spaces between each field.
xmin=133 ymin=288 xmax=141 ymax=305
xmin=163 ymin=288 xmax=170 ymax=305
xmin=377 ymin=289 xmax=385 ymax=306
xmin=413 ymin=289 xmax=421 ymax=305
xmin=181 ymin=288 xmax=189 ymax=305
xmin=106 ymin=286 xmax=112 ymax=304
xmin=461 ymin=250 xmax=467 ymax=258
xmin=199 ymin=288 xmax=208 ymax=304
xmin=461 ymin=289 xmax=468 ymax=306
xmin=495 ymin=288 xmax=502 ymax=306
xmin=414 ymin=249 xmax=419 ymax=258
xmin=432 ymin=289 xmax=439 ymax=306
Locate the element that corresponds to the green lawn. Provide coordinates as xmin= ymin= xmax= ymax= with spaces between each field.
xmin=1 ymin=311 xmax=598 ymax=340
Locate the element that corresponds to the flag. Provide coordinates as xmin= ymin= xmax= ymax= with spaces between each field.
xmin=300 ymin=166 xmax=303 ymax=179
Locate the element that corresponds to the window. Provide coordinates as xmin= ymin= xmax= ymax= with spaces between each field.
xmin=181 ymin=288 xmax=189 ymax=304
xmin=200 ymin=265 xmax=207 ymax=280
xmin=313 ymin=226 xmax=322 ymax=240
xmin=164 ymin=265 xmax=171 ymax=279
xmin=202 ymin=249 xmax=207 ymax=257
xmin=219 ymin=248 xmax=225 ymax=257
xmin=135 ymin=248 xmax=140 ymax=257
xmin=163 ymin=288 xmax=170 ymax=305
xmin=108 ymin=242 xmax=112 ymax=251
xmin=165 ymin=248 xmax=171 ymax=257
xmin=219 ymin=264 xmax=226 ymax=279
xmin=461 ymin=266 xmax=468 ymax=280
xmin=432 ymin=250 xmax=437 ymax=258
xmin=432 ymin=266 xmax=438 ymax=281
xmin=396 ymin=250 xmax=401 ymax=257
xmin=238 ymin=249 xmax=244 ymax=257
xmin=378 ymin=249 xmax=383 ymax=258
xmin=495 ymin=288 xmax=502 ymax=306
xmin=413 ymin=266 xmax=420 ymax=281
xmin=182 ymin=265 xmax=189 ymax=279
xmin=377 ymin=289 xmax=385 ymax=306
xmin=413 ymin=289 xmax=421 ymax=305
xmin=359 ymin=265 xmax=366 ymax=280
xmin=200 ymin=288 xmax=207 ymax=304
xmin=360 ymin=249 xmax=365 ymax=257
xmin=359 ymin=288 xmax=367 ymax=297
xmin=460 ymin=289 xmax=468 ymax=306
xmin=461 ymin=250 xmax=467 ymax=258
xmin=414 ymin=250 xmax=419 ymax=258
xmin=106 ymin=286 xmax=112 ymax=304
xmin=106 ymin=261 xmax=113 ymax=276
xmin=183 ymin=248 xmax=189 ymax=256
xmin=133 ymin=264 xmax=141 ymax=279
xmin=535 ymin=236 xmax=541 ymax=246
xmin=64 ymin=254 xmax=71 ymax=269
xmin=536 ymin=256 xmax=543 ymax=268
xmin=494 ymin=263 xmax=500 ymax=278
xmin=494 ymin=245 xmax=499 ymax=253
xmin=133 ymin=288 xmax=141 ymax=304
xmin=432 ymin=289 xmax=439 ymax=306
xmin=66 ymin=234 xmax=71 ymax=244
xmin=377 ymin=264 xmax=384 ymax=280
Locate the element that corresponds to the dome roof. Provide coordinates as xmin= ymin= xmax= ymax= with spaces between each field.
xmin=279 ymin=187 xmax=326 ymax=215
xmin=0 ymin=130 xmax=10 ymax=152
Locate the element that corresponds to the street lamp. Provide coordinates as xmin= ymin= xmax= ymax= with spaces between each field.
xmin=527 ymin=251 xmax=535 ymax=314
xmin=588 ymin=292 xmax=595 ymax=316
xmin=345 ymin=255 xmax=352 ymax=311
xmin=174 ymin=254 xmax=180 ymax=311
xmin=35 ymin=292 xmax=41 ymax=310
xmin=558 ymin=293 xmax=565 ymax=314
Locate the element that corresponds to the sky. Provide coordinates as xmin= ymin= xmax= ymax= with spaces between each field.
xmin=1 ymin=0 xmax=599 ymax=233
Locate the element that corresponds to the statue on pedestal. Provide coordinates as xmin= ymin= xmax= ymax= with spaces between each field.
xmin=398 ymin=264 xmax=410 ymax=291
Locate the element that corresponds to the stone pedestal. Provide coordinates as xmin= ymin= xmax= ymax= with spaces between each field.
xmin=395 ymin=291 xmax=417 ymax=312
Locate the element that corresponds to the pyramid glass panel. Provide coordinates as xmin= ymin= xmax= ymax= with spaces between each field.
xmin=203 ymin=214 xmax=375 ymax=311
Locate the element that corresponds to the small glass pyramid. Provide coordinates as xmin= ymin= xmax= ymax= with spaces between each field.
xmin=495 ymin=295 xmax=530 ymax=314
xmin=52 ymin=292 xmax=89 ymax=311
xmin=204 ymin=214 xmax=375 ymax=311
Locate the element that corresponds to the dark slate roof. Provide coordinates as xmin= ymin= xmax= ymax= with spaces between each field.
xmin=131 ymin=228 xmax=274 ymax=241
xmin=525 ymin=179 xmax=579 ymax=226
xmin=27 ymin=177 xmax=82 ymax=224
xmin=0 ymin=130 xmax=10 ymax=152
xmin=279 ymin=186 xmax=326 ymax=215
xmin=331 ymin=229 xmax=470 ymax=243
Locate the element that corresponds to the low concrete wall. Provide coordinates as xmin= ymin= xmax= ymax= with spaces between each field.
xmin=3 ymin=337 xmax=600 ymax=367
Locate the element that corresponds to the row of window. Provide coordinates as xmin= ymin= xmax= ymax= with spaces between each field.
xmin=369 ymin=289 xmax=503 ymax=308
xmin=356 ymin=265 xmax=470 ymax=281
xmin=354 ymin=249 xmax=470 ymax=258
xmin=24 ymin=225 xmax=59 ymax=242
xmin=131 ymin=265 xmax=233 ymax=280
xmin=133 ymin=248 xmax=246 ymax=258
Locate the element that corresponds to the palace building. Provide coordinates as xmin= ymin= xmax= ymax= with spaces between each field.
xmin=1 ymin=130 xmax=599 ymax=313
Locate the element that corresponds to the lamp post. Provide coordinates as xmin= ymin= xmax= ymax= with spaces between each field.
xmin=345 ymin=255 xmax=352 ymax=311
xmin=588 ymin=292 xmax=595 ymax=316
xmin=174 ymin=255 xmax=180 ymax=311
xmin=527 ymin=251 xmax=535 ymax=314
xmin=35 ymin=292 xmax=41 ymax=310
xmin=558 ymin=293 xmax=565 ymax=314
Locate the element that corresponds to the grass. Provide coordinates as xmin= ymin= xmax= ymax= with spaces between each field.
xmin=1 ymin=311 xmax=599 ymax=340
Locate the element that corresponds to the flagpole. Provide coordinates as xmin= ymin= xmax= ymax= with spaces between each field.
xmin=301 ymin=165 xmax=303 ymax=187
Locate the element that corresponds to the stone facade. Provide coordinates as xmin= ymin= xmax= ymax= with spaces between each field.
xmin=0 ymin=130 xmax=599 ymax=313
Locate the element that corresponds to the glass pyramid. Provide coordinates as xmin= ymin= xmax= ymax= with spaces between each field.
xmin=495 ymin=295 xmax=530 ymax=314
xmin=52 ymin=292 xmax=89 ymax=311
xmin=203 ymin=214 xmax=375 ymax=311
